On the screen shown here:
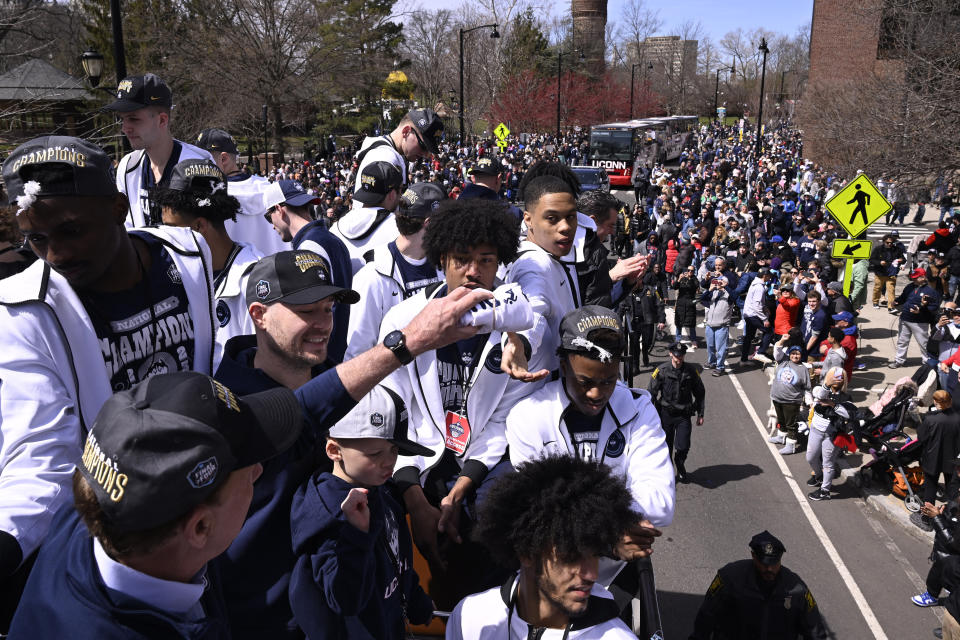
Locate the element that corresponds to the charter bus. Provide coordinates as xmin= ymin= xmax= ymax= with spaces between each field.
xmin=588 ymin=115 xmax=699 ymax=187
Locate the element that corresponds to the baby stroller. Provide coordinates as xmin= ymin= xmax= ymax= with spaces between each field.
xmin=855 ymin=387 xmax=926 ymax=512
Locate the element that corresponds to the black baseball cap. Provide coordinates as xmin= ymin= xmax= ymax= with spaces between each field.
xmin=245 ymin=250 xmax=360 ymax=306
xmin=407 ymin=108 xmax=444 ymax=154
xmin=196 ymin=128 xmax=239 ymax=155
xmin=163 ymin=159 xmax=226 ymax=193
xmin=2 ymin=136 xmax=117 ymax=204
xmin=469 ymin=156 xmax=504 ymax=176
xmin=399 ymin=182 xmax=447 ymax=218
xmin=104 ymin=73 xmax=173 ymax=112
xmin=749 ymin=530 xmax=786 ymax=565
xmin=328 ymin=385 xmax=433 ymax=458
xmin=559 ymin=306 xmax=624 ymax=362
xmin=78 ymin=372 xmax=302 ymax=533
xmin=354 ymin=161 xmax=403 ymax=205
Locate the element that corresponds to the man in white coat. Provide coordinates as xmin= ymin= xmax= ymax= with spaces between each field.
xmin=105 ymin=73 xmax=213 ymax=227
xmin=446 ymin=455 xmax=639 ymax=640
xmin=196 ymin=127 xmax=289 ymax=256
xmin=345 ymin=181 xmax=445 ymax=359
xmin=380 ymin=197 xmax=542 ymax=603
xmin=0 ymin=136 xmax=216 ymax=625
xmin=506 ymin=305 xmax=674 ymax=616
xmin=331 ymin=160 xmax=402 ymax=273
xmin=353 ymin=107 xmax=444 ymax=201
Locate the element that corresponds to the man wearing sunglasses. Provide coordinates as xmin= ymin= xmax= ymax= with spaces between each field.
xmin=352 ymin=108 xmax=444 ymax=208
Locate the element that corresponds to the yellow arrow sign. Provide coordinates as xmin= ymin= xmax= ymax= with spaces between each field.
xmin=494 ymin=122 xmax=510 ymax=139
xmin=832 ymin=239 xmax=872 ymax=260
xmin=824 ymin=174 xmax=891 ymax=237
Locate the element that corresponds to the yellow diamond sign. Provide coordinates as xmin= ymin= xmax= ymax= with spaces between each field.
xmin=494 ymin=123 xmax=510 ymax=140
xmin=824 ymin=174 xmax=891 ymax=237
xmin=831 ymin=239 xmax=872 ymax=260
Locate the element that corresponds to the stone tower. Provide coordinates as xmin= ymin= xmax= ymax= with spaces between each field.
xmin=572 ymin=0 xmax=607 ymax=76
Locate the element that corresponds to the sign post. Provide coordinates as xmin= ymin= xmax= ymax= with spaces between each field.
xmin=494 ymin=122 xmax=510 ymax=153
xmin=825 ymin=174 xmax=891 ymax=297
xmin=831 ymin=239 xmax=872 ymax=298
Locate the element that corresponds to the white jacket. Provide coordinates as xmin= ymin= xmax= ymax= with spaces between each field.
xmin=0 ymin=226 xmax=215 ymax=562
xmin=380 ymin=285 xmax=543 ymax=484
xmin=213 ymin=241 xmax=262 ymax=370
xmin=506 ymin=380 xmax=675 ymax=528
xmin=330 ymin=207 xmax=399 ymax=274
xmin=116 ymin=141 xmax=214 ymax=227
xmin=743 ymin=276 xmax=768 ymax=321
xmin=223 ymin=173 xmax=291 ymax=256
xmin=446 ymin=578 xmax=635 ymax=640
xmin=344 ymin=243 xmax=441 ymax=360
xmin=354 ymin=135 xmax=407 ymax=203
xmin=505 ymin=240 xmax=581 ymax=374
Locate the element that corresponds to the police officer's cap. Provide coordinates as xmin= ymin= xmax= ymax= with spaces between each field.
xmin=668 ymin=341 xmax=687 ymax=356
xmin=749 ymin=530 xmax=785 ymax=565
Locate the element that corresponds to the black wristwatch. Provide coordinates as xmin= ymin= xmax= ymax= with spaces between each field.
xmin=383 ymin=330 xmax=413 ymax=365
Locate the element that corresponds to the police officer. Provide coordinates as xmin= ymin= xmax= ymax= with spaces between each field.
xmin=690 ymin=530 xmax=828 ymax=640
xmin=648 ymin=341 xmax=704 ymax=481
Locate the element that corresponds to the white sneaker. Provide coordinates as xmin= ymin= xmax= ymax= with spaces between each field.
xmin=767 ymin=433 xmax=786 ymax=444
xmin=778 ymin=438 xmax=797 ymax=455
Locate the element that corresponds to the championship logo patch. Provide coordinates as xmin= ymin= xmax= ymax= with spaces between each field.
xmin=370 ymin=412 xmax=384 ymax=427
xmin=166 ymin=263 xmax=182 ymax=284
xmin=484 ymin=344 xmax=503 ymax=373
xmin=187 ymin=457 xmax=219 ymax=489
xmin=216 ymin=300 xmax=230 ymax=327
xmin=256 ymin=279 xmax=271 ymax=299
xmin=604 ymin=430 xmax=626 ymax=458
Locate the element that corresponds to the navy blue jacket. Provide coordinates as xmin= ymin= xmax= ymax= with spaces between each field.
xmin=214 ymin=335 xmax=356 ymax=639
xmin=292 ymin=221 xmax=354 ymax=363
xmin=896 ymin=283 xmax=941 ymax=324
xmin=289 ymin=473 xmax=433 ymax=639
xmin=9 ymin=508 xmax=230 ymax=639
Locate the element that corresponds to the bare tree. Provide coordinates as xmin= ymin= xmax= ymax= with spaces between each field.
xmin=400 ymin=9 xmax=457 ymax=107
xmin=799 ymin=0 xmax=960 ymax=188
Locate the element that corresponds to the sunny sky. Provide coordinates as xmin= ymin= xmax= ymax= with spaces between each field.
xmin=408 ymin=0 xmax=814 ymax=43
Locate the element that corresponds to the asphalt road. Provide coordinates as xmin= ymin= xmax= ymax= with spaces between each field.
xmin=628 ymin=333 xmax=942 ymax=639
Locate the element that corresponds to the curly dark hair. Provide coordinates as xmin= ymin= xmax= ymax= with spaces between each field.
xmin=475 ymin=455 xmax=637 ymax=568
xmin=517 ymin=160 xmax=581 ymax=201
xmin=577 ymin=190 xmax=621 ymax=224
xmin=149 ymin=187 xmax=240 ymax=228
xmin=422 ymin=198 xmax=520 ymax=267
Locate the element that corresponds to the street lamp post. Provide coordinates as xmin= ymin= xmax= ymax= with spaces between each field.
xmin=557 ymin=48 xmax=585 ymax=139
xmin=459 ymin=23 xmax=499 ymax=141
xmin=713 ymin=62 xmax=735 ymax=120
xmin=754 ymin=37 xmax=769 ymax=158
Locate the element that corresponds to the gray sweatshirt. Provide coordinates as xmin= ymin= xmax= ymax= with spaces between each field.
xmin=771 ymin=357 xmax=812 ymax=404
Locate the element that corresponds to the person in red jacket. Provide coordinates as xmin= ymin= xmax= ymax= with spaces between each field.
xmin=664 ymin=237 xmax=679 ymax=279
xmin=774 ymin=284 xmax=802 ymax=337
xmin=819 ymin=311 xmax=858 ymax=380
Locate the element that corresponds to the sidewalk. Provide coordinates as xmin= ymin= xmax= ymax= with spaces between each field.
xmin=762 ymin=269 xmax=939 ymax=540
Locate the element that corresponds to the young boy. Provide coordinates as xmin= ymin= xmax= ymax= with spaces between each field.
xmin=505 ymin=175 xmax=580 ymax=376
xmin=288 ymin=385 xmax=435 ymax=639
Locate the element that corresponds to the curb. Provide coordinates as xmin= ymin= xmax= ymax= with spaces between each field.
xmin=845 ymin=459 xmax=935 ymax=544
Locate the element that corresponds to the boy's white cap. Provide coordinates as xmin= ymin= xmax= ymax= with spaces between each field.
xmin=328 ymin=385 xmax=433 ymax=457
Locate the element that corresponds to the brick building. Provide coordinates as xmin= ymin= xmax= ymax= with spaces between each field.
xmin=805 ymin=0 xmax=904 ymax=163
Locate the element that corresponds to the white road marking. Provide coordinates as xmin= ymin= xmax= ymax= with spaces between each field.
xmin=729 ymin=372 xmax=890 ymax=639
xmin=854 ymin=499 xmax=942 ymax=622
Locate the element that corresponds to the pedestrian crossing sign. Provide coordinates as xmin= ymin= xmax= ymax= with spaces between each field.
xmin=494 ymin=123 xmax=510 ymax=140
xmin=831 ymin=239 xmax=872 ymax=260
xmin=824 ymin=174 xmax=892 ymax=238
